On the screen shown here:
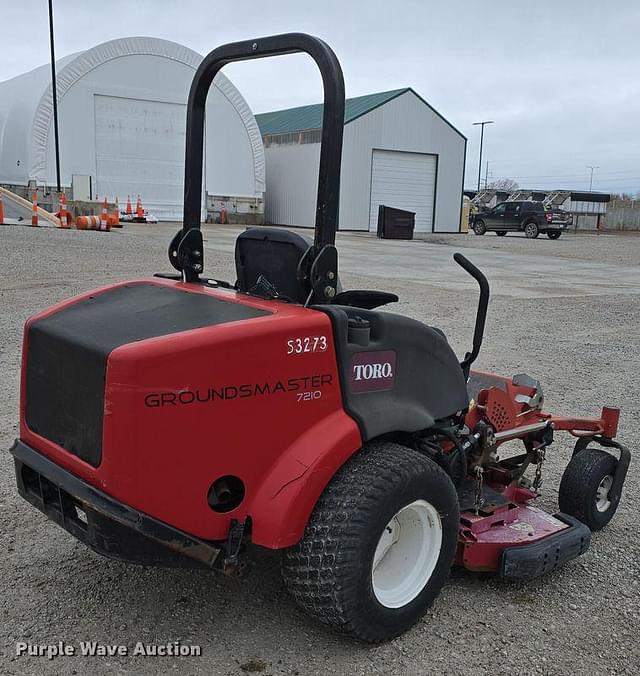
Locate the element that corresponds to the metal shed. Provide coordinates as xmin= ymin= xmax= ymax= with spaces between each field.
xmin=256 ymin=88 xmax=466 ymax=233
xmin=0 ymin=37 xmax=265 ymax=221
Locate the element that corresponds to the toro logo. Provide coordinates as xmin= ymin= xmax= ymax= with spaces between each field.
xmin=349 ymin=350 xmax=396 ymax=393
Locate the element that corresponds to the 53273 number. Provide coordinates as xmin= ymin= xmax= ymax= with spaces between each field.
xmin=287 ymin=336 xmax=328 ymax=355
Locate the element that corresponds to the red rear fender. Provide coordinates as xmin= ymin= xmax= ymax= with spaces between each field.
xmin=250 ymin=409 xmax=361 ymax=549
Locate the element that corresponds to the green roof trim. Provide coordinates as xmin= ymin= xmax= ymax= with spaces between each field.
xmin=255 ymin=88 xmax=410 ymax=136
xmin=254 ymin=87 xmax=466 ymax=141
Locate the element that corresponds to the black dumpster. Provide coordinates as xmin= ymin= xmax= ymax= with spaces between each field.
xmin=376 ymin=205 xmax=416 ymax=240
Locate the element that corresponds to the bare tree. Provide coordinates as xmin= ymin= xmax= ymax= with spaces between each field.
xmin=488 ymin=178 xmax=519 ymax=191
xmin=611 ymin=192 xmax=635 ymax=202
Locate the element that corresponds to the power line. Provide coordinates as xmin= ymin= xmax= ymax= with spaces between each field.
xmin=478 ymin=168 xmax=639 ymax=178
xmin=505 ymin=176 xmax=640 ymax=184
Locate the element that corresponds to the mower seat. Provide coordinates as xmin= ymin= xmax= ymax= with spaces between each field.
xmin=235 ymin=228 xmax=394 ymax=309
xmin=235 ymin=227 xmax=312 ymax=303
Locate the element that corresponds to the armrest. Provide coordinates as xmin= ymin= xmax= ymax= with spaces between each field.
xmin=333 ymin=290 xmax=398 ymax=310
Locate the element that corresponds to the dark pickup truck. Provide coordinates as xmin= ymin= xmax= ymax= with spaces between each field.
xmin=472 ymin=201 xmax=564 ymax=239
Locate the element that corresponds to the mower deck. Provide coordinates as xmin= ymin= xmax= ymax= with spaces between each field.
xmin=457 ymin=493 xmax=591 ymax=579
xmin=456 ymin=474 xmax=591 ymax=578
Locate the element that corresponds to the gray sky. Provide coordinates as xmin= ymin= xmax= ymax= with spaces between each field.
xmin=2 ymin=0 xmax=639 ymax=194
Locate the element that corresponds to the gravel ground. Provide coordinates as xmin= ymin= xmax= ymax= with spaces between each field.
xmin=1 ymin=223 xmax=639 ymax=675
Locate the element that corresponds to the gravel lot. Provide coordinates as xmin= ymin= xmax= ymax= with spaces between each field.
xmin=1 ymin=224 xmax=639 ymax=675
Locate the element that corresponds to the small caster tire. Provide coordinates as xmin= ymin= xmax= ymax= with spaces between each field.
xmin=559 ymin=448 xmax=620 ymax=530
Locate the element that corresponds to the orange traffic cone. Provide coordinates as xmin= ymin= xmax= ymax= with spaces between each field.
xmin=100 ymin=197 xmax=109 ymax=231
xmin=136 ymin=195 xmax=144 ymax=220
xmin=0 ymin=195 xmax=4 ymax=225
xmin=58 ymin=192 xmax=70 ymax=228
xmin=31 ymin=192 xmax=39 ymax=227
xmin=126 ymin=195 xmax=132 ymax=215
xmin=62 ymin=193 xmax=71 ymax=228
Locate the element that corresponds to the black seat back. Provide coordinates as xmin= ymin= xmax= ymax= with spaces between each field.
xmin=235 ymin=228 xmax=312 ymax=303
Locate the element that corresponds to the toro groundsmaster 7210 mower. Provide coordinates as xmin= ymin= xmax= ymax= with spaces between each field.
xmin=12 ymin=34 xmax=630 ymax=643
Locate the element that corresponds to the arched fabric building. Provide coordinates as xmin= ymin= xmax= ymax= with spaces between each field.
xmin=0 ymin=36 xmax=264 ymax=220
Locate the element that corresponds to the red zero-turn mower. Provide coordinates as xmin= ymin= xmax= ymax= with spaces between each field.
xmin=12 ymin=34 xmax=631 ymax=643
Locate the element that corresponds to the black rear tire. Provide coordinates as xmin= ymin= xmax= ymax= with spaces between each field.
xmin=547 ymin=230 xmax=562 ymax=239
xmin=524 ymin=221 xmax=540 ymax=238
xmin=282 ymin=442 xmax=459 ymax=643
xmin=496 ymin=231 xmax=507 ymax=237
xmin=473 ymin=220 xmax=486 ymax=235
xmin=558 ymin=448 xmax=620 ymax=530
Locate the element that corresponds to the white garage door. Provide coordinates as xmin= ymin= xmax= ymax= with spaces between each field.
xmin=94 ymin=95 xmax=190 ymax=221
xmin=368 ymin=149 xmax=437 ymax=233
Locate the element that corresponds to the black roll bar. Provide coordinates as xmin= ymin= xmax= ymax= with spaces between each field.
xmin=454 ymin=253 xmax=490 ymax=379
xmin=174 ymin=33 xmax=345 ymax=282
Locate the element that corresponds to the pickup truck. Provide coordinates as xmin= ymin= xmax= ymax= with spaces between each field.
xmin=546 ymin=208 xmax=572 ymax=236
xmin=472 ymin=201 xmax=563 ymax=239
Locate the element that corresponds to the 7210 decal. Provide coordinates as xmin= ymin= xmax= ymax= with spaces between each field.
xmin=286 ymin=336 xmax=328 ymax=355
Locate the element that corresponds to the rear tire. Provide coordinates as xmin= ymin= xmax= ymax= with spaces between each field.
xmin=496 ymin=231 xmax=507 ymax=237
xmin=524 ymin=221 xmax=540 ymax=238
xmin=282 ymin=442 xmax=459 ymax=643
xmin=547 ymin=230 xmax=562 ymax=239
xmin=558 ymin=448 xmax=620 ymax=530
xmin=473 ymin=220 xmax=486 ymax=235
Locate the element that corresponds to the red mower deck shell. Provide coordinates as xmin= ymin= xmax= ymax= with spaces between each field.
xmin=20 ymin=278 xmax=362 ymax=548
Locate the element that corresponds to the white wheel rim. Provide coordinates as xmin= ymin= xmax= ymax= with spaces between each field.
xmin=596 ymin=475 xmax=613 ymax=512
xmin=371 ymin=499 xmax=442 ymax=609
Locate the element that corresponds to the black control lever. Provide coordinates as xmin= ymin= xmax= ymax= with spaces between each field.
xmin=454 ymin=253 xmax=490 ymax=379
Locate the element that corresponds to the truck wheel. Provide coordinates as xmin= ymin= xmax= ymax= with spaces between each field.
xmin=473 ymin=220 xmax=486 ymax=235
xmin=524 ymin=222 xmax=540 ymax=238
xmin=547 ymin=230 xmax=562 ymax=239
xmin=282 ymin=442 xmax=459 ymax=643
xmin=558 ymin=448 xmax=620 ymax=531
xmin=496 ymin=231 xmax=507 ymax=236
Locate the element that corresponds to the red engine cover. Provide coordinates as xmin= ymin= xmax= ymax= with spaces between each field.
xmin=20 ymin=278 xmax=362 ymax=548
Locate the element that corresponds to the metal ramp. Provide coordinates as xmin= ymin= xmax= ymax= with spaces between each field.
xmin=543 ymin=191 xmax=570 ymax=208
xmin=0 ymin=187 xmax=61 ymax=227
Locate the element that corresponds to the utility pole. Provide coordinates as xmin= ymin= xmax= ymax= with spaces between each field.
xmin=484 ymin=161 xmax=490 ymax=189
xmin=48 ymin=0 xmax=62 ymax=193
xmin=587 ymin=165 xmax=599 ymax=192
xmin=473 ymin=120 xmax=494 ymax=192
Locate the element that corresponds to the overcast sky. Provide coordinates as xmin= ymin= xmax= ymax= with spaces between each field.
xmin=2 ymin=0 xmax=639 ymax=195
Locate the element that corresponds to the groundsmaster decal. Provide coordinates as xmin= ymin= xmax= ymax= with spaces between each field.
xmin=144 ymin=373 xmax=333 ymax=407
xmin=349 ymin=350 xmax=396 ymax=393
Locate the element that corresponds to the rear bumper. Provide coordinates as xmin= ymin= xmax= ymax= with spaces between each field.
xmin=499 ymin=513 xmax=591 ymax=580
xmin=11 ymin=439 xmax=223 ymax=569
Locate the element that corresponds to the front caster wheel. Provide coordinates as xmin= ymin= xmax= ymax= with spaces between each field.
xmin=559 ymin=448 xmax=621 ymax=530
xmin=282 ymin=442 xmax=459 ymax=643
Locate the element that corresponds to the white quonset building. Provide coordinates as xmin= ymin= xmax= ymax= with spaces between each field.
xmin=255 ymin=88 xmax=466 ymax=233
xmin=0 ymin=37 xmax=264 ymax=220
